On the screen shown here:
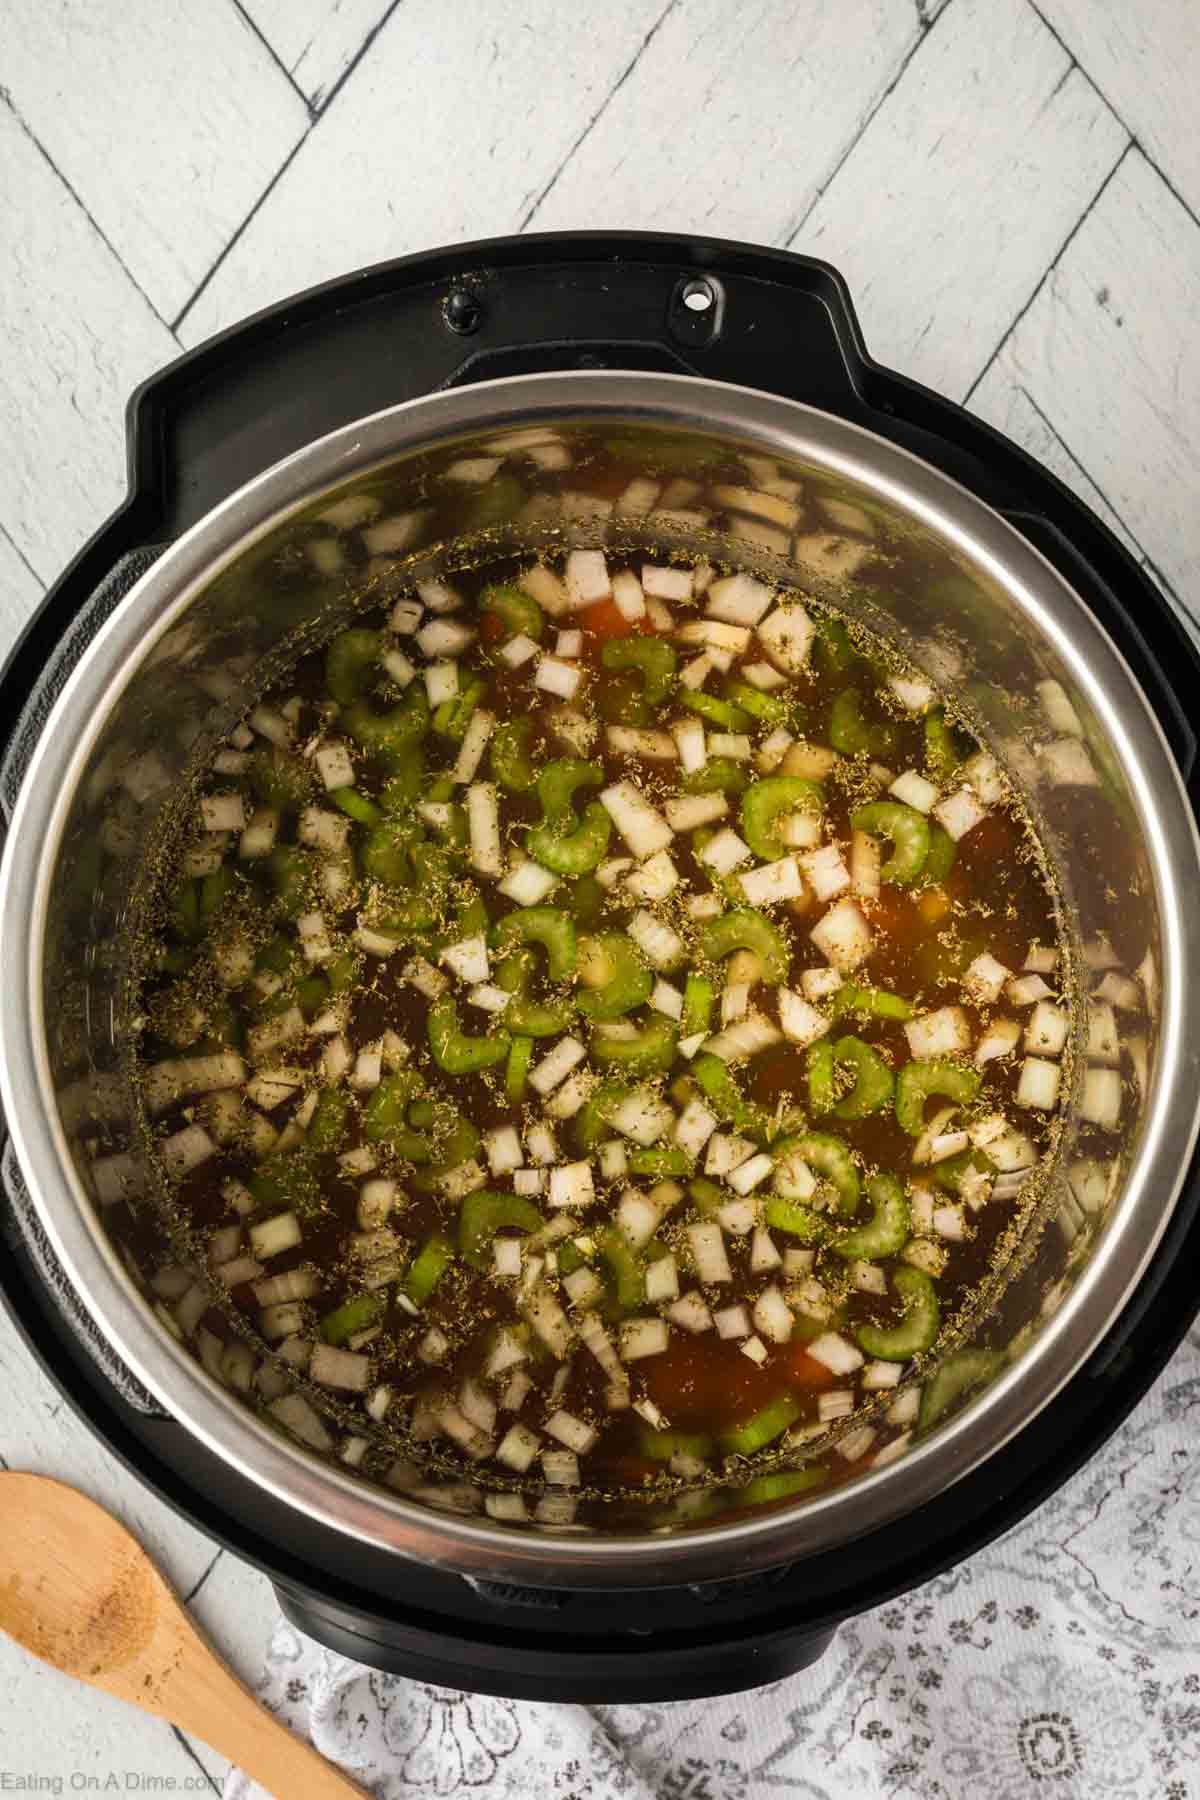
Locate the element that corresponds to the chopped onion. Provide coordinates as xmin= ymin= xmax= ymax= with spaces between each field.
xmin=678 ymin=619 xmax=751 ymax=654
xmin=932 ymin=1204 xmax=967 ymax=1241
xmin=800 ymin=966 xmax=843 ymax=1003
xmin=644 ymin=1253 xmax=679 ymax=1303
xmin=721 ymin=981 xmax=750 ymax=1025
xmin=530 ymin=1036 xmax=588 ymax=1097
xmin=757 ymin=602 xmax=815 ymax=671
xmin=680 ymin=651 xmax=715 ymax=690
xmin=451 ymin=708 xmax=495 ymax=784
xmin=850 ymin=1259 xmax=888 ymax=1295
xmin=548 ymin=1161 xmax=596 ymax=1210
xmin=268 ymin=1392 xmax=333 ymax=1452
xmin=648 ymin=978 xmax=683 ymax=1021
xmin=976 ymin=1017 xmax=1021 ymax=1064
xmin=1081 ymin=1066 xmax=1122 ymax=1130
xmin=669 ymin=715 xmax=708 ymax=775
xmin=932 ymin=785 xmax=987 ymax=841
xmin=778 ymin=988 xmax=831 ymax=1049
xmin=249 ymin=1211 xmax=302 ymax=1260
xmin=687 ymin=1221 xmax=732 ymax=1284
xmin=674 ymin=1098 xmax=718 ymax=1160
xmin=565 ymin=549 xmax=610 ymax=608
xmin=417 ymin=1326 xmax=451 ymax=1365
xmin=466 ymin=782 xmax=503 ymax=876
xmin=837 ymin=1426 xmax=877 ymax=1463
xmin=610 ymin=568 xmax=647 ymax=621
xmin=600 ymin=782 xmax=674 ymax=858
xmin=752 ymin=1284 xmax=794 ymax=1343
xmin=665 ymin=791 xmax=727 ymax=831
xmin=740 ymin=855 xmax=804 ymax=907
xmin=628 ymin=910 xmax=684 ymax=970
xmin=905 ymin=1006 xmax=971 ymax=1060
xmin=702 ymin=1010 xmax=783 ymax=1063
xmin=201 ymin=791 xmax=245 ymax=834
xmin=498 ymin=857 xmax=559 ymax=905
xmin=482 ymin=1124 xmax=524 ymax=1178
xmin=750 ymin=1227 xmax=782 ymax=1273
xmin=1024 ymin=1000 xmax=1068 ymax=1056
xmin=807 ymin=1331 xmax=864 ymax=1376
xmin=619 ymin=1317 xmax=670 ymax=1361
xmin=440 ymin=933 xmax=491 ymax=985
xmin=727 ymin=1152 xmax=774 ymax=1196
xmin=610 ymin=1089 xmax=674 ymax=1147
xmin=496 ymin=1423 xmax=541 ymax=1472
xmin=1087 ymin=1000 xmax=1119 ymax=1064
xmin=705 ymin=1132 xmax=757 ymax=1178
xmin=381 ymin=646 xmax=416 ymax=687
xmin=810 ymin=897 xmax=873 ymax=970
xmin=314 ymin=741 xmax=355 ymax=791
xmin=708 ymin=732 xmax=751 ymax=760
xmin=714 ymin=1303 xmax=751 ymax=1340
xmin=887 ymin=673 xmax=934 ymax=714
xmin=541 ymin=1449 xmax=580 ymax=1488
xmin=705 ymin=571 xmax=773 ymax=625
xmin=625 ymin=848 xmax=680 ymax=900
xmin=161 ymin=1124 xmax=217 ymax=1177
xmin=964 ymin=953 xmax=1011 ymax=1005
xmin=665 ymin=1291 xmax=714 ymax=1334
xmin=818 ymin=1389 xmax=855 ymax=1422
xmin=535 ymin=655 xmax=583 ymax=700
xmin=1040 ymin=736 xmax=1099 ymax=787
xmin=498 ymin=632 xmax=539 ymax=670
xmin=889 ymin=769 xmax=938 ymax=813
xmin=545 ymin=1409 xmax=598 ymax=1454
xmin=238 ymin=808 xmax=279 ymax=860
xmin=1016 ymin=1055 xmax=1061 ymax=1111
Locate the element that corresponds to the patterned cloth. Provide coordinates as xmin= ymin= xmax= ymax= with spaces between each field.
xmin=225 ymin=1321 xmax=1200 ymax=1800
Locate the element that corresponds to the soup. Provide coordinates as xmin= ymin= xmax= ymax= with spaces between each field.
xmin=126 ymin=541 xmax=1070 ymax=1518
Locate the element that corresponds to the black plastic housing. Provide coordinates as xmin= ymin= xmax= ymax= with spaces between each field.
xmin=2 ymin=233 xmax=1197 ymax=1701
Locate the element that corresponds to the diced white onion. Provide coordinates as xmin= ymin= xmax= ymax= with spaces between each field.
xmin=600 ymin=782 xmax=674 ymax=858
xmin=548 ymin=1161 xmax=596 ymax=1209
xmin=687 ymin=1221 xmax=732 ymax=1284
xmin=1024 ymin=1001 xmax=1068 ymax=1056
xmin=664 ymin=792 xmax=727 ymax=831
xmin=889 ymin=769 xmax=939 ymax=813
xmin=1016 ymin=1056 xmax=1062 ymax=1111
xmin=702 ymin=1011 xmax=783 ymax=1063
xmin=565 ymin=549 xmax=610 ymax=608
xmin=628 ymin=910 xmax=684 ymax=970
xmin=1081 ymin=1066 xmax=1122 ymax=1130
xmin=619 ymin=1317 xmax=670 ymax=1360
xmin=905 ymin=1006 xmax=971 ymax=1060
xmin=964 ymin=953 xmax=1011 ymax=1005
xmin=727 ymin=1152 xmax=774 ymax=1195
xmin=809 ymin=897 xmax=873 ymax=971
xmin=466 ymin=782 xmax=503 ymax=876
xmin=933 ymin=785 xmax=987 ymax=841
xmin=807 ymin=1331 xmax=864 ymax=1376
xmin=976 ymin=1018 xmax=1021 ymax=1064
xmin=752 ymin=1284 xmax=794 ymax=1343
xmin=498 ymin=858 xmax=559 ymax=905
xmin=665 ymin=1290 xmax=714 ymax=1334
xmin=625 ymin=848 xmax=680 ymax=901
xmin=530 ymin=1036 xmax=588 ymax=1097
xmin=757 ymin=603 xmax=815 ymax=671
xmin=739 ymin=855 xmax=804 ymax=907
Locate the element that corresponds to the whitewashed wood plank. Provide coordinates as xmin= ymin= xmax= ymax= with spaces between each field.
xmin=1 ymin=0 xmax=309 ymax=322
xmin=794 ymin=0 xmax=1128 ymax=400
xmin=0 ymin=1312 xmax=238 ymax=1781
xmin=531 ymin=0 xmax=920 ymax=242
xmin=1037 ymin=0 xmax=1200 ymax=221
xmin=0 ymin=103 xmax=177 ymax=585
xmin=0 ymin=528 xmax=45 ymax=667
xmin=969 ymin=363 xmax=1142 ymax=557
xmin=0 ymin=1632 xmax=214 ymax=1795
xmin=241 ymin=0 xmax=394 ymax=109
xmin=179 ymin=0 xmax=671 ymax=346
xmin=0 ymin=1316 xmax=223 ymax=1595
xmin=183 ymin=1554 xmax=280 ymax=1789
xmin=990 ymin=149 xmax=1200 ymax=616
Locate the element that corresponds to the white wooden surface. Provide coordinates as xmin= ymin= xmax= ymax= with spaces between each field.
xmin=1 ymin=0 xmax=1198 ymax=1787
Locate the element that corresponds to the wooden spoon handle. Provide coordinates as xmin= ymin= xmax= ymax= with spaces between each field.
xmin=164 ymin=1639 xmax=368 ymax=1799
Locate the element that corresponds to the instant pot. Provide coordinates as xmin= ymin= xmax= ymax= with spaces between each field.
xmin=2 ymin=233 xmax=1198 ymax=1702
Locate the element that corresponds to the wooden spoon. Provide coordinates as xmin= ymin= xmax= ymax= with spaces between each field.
xmin=0 ymin=1472 xmax=367 ymax=1799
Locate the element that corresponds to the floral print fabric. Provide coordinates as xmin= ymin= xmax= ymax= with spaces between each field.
xmin=226 ymin=1323 xmax=1200 ymax=1799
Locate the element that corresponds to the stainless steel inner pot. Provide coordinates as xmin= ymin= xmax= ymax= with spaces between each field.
xmin=2 ymin=371 xmax=1198 ymax=1587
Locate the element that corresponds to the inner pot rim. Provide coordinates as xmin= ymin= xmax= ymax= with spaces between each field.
xmin=3 ymin=368 xmax=1197 ymax=1588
